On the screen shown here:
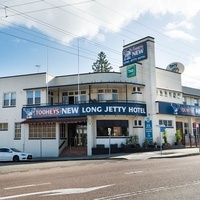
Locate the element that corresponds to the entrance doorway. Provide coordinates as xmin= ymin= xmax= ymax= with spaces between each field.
xmin=176 ymin=122 xmax=184 ymax=144
xmin=60 ymin=123 xmax=87 ymax=156
xmin=68 ymin=124 xmax=87 ymax=147
xmin=60 ymin=123 xmax=87 ymax=157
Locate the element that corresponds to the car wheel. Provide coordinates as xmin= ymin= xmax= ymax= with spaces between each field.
xmin=13 ymin=155 xmax=19 ymax=162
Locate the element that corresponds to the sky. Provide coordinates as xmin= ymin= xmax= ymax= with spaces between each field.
xmin=0 ymin=0 xmax=200 ymax=88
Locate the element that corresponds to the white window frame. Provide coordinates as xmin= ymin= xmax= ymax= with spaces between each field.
xmin=98 ymin=89 xmax=118 ymax=102
xmin=3 ymin=92 xmax=16 ymax=107
xmin=159 ymin=120 xmax=173 ymax=127
xmin=194 ymin=98 xmax=198 ymax=106
xmin=27 ymin=90 xmax=41 ymax=105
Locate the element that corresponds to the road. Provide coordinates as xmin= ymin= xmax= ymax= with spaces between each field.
xmin=0 ymin=156 xmax=200 ymax=199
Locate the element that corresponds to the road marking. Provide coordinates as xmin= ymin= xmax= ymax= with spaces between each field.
xmin=5 ymin=183 xmax=51 ymax=190
xmin=125 ymin=171 xmax=143 ymax=174
xmin=0 ymin=184 xmax=114 ymax=199
xmin=94 ymin=180 xmax=200 ymax=200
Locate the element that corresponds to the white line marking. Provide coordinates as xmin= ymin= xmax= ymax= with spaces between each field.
xmin=94 ymin=180 xmax=200 ymax=200
xmin=0 ymin=184 xmax=114 ymax=199
xmin=5 ymin=183 xmax=51 ymax=190
xmin=125 ymin=171 xmax=143 ymax=174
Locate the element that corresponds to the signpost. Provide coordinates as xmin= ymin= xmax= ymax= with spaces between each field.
xmin=156 ymin=125 xmax=166 ymax=156
xmin=145 ymin=119 xmax=153 ymax=142
xmin=108 ymin=128 xmax=111 ymax=157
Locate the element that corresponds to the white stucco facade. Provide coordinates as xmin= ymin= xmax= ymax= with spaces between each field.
xmin=0 ymin=36 xmax=200 ymax=157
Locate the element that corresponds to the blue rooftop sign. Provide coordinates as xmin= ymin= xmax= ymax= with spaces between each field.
xmin=123 ymin=42 xmax=147 ymax=66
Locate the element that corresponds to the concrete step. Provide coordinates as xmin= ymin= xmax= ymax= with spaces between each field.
xmin=60 ymin=146 xmax=87 ymax=157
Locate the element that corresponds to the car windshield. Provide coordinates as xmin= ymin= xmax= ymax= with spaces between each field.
xmin=10 ymin=148 xmax=21 ymax=152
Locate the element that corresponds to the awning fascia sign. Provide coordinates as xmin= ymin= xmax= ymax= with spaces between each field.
xmin=22 ymin=103 xmax=147 ymax=119
xmin=157 ymin=101 xmax=200 ymax=117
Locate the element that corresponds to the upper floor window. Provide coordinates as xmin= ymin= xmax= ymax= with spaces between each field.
xmin=98 ymin=89 xmax=118 ymax=102
xmin=194 ymin=98 xmax=198 ymax=106
xmin=62 ymin=91 xmax=86 ymax=104
xmin=80 ymin=91 xmax=86 ymax=103
xmin=133 ymin=87 xmax=141 ymax=94
xmin=3 ymin=92 xmax=16 ymax=107
xmin=27 ymin=90 xmax=41 ymax=105
xmin=48 ymin=91 xmax=53 ymax=105
xmin=177 ymin=93 xmax=181 ymax=99
xmin=62 ymin=92 xmax=68 ymax=104
xmin=183 ymin=97 xmax=186 ymax=104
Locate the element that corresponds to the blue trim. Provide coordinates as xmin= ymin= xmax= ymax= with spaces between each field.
xmin=22 ymin=103 xmax=147 ymax=119
xmin=158 ymin=101 xmax=200 ymax=117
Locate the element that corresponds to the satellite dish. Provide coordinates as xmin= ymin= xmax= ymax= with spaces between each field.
xmin=166 ymin=62 xmax=185 ymax=73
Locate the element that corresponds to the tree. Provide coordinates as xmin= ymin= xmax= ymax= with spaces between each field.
xmin=92 ymin=51 xmax=113 ymax=72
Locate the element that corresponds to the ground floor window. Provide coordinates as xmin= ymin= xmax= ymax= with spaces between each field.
xmin=29 ymin=123 xmax=56 ymax=139
xmin=14 ymin=122 xmax=21 ymax=139
xmin=0 ymin=123 xmax=8 ymax=131
xmin=97 ymin=120 xmax=129 ymax=136
xmin=159 ymin=119 xmax=173 ymax=127
xmin=60 ymin=123 xmax=66 ymax=138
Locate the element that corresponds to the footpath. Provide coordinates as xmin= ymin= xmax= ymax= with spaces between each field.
xmin=33 ymin=147 xmax=200 ymax=162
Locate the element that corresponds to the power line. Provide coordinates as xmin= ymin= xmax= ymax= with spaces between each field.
xmin=56 ymin=0 xmax=195 ymax=59
xmin=0 ymin=2 xmax=122 ymax=56
xmin=94 ymin=1 xmax=200 ymax=53
xmin=1 ymin=3 xmax=121 ymax=54
xmin=1 ymin=0 xmax=193 ymax=60
xmin=0 ymin=19 xmax=121 ymax=65
xmin=0 ymin=0 xmax=198 ymax=68
xmin=7 ymin=0 xmax=44 ymax=8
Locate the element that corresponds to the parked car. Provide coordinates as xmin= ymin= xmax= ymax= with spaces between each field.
xmin=0 ymin=148 xmax=32 ymax=162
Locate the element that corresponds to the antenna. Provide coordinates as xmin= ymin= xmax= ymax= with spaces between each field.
xmin=35 ymin=65 xmax=40 ymax=73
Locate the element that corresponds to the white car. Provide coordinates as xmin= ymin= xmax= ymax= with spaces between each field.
xmin=0 ymin=148 xmax=32 ymax=162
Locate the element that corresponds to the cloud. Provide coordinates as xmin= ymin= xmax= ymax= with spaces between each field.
xmin=182 ymin=55 xmax=200 ymax=88
xmin=164 ymin=30 xmax=197 ymax=42
xmin=165 ymin=21 xmax=194 ymax=30
xmin=1 ymin=0 xmax=200 ymax=45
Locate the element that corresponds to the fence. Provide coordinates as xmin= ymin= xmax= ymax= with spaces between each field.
xmin=184 ymin=134 xmax=200 ymax=147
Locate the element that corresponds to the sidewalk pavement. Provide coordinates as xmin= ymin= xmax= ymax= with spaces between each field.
xmin=33 ymin=147 xmax=200 ymax=162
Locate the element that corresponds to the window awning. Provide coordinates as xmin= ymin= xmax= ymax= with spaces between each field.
xmin=21 ymin=117 xmax=87 ymax=124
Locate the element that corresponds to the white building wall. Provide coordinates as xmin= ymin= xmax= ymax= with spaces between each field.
xmin=156 ymin=68 xmax=182 ymax=91
xmin=2 ymin=36 xmax=200 ymax=157
xmin=140 ymin=37 xmax=157 ymax=143
xmin=0 ymin=73 xmax=48 ymax=151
